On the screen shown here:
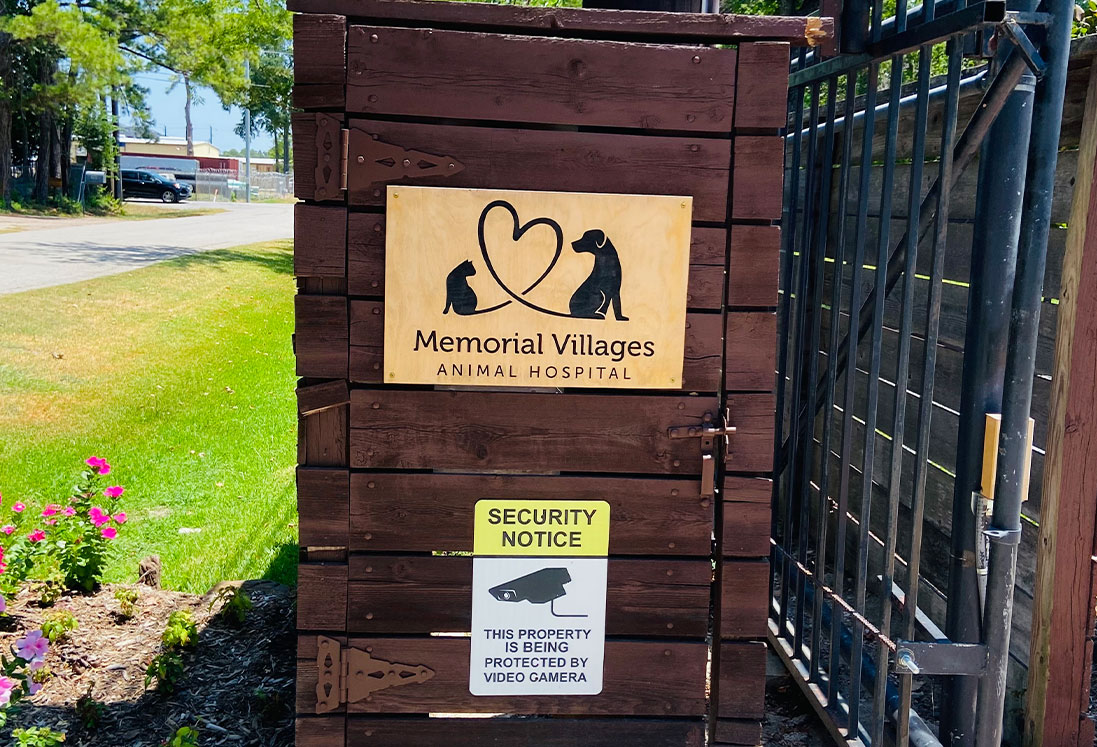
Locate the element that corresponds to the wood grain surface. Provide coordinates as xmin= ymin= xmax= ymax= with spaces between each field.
xmin=347 ymin=25 xmax=736 ymax=131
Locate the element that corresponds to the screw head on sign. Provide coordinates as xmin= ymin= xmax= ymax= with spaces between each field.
xmin=448 ymin=163 xmax=456 ymax=169
xmin=357 ymin=155 xmax=365 ymax=164
xmin=371 ymin=402 xmax=380 ymax=409
xmin=692 ymin=55 xmax=701 ymax=64
xmin=367 ymin=481 xmax=375 ymax=488
xmin=373 ymin=189 xmax=381 ymax=198
xmin=402 ymin=158 xmax=411 ymax=167
xmin=366 ymin=613 xmax=374 ymax=620
xmin=672 ymin=459 xmax=681 ymax=467
xmin=370 ymin=33 xmax=379 ymax=42
xmin=671 ymin=489 xmax=679 ymax=496
xmin=686 ymin=114 xmax=697 ymax=123
xmin=368 ymin=95 xmax=378 ymax=103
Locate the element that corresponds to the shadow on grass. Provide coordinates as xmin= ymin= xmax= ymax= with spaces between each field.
xmin=9 ymin=580 xmax=296 ymax=747
xmin=165 ymin=245 xmax=294 ymax=276
xmin=261 ymin=542 xmax=298 ymax=587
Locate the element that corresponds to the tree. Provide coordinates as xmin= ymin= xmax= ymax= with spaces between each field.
xmin=130 ymin=0 xmax=289 ymax=157
xmin=234 ymin=45 xmax=292 ymax=172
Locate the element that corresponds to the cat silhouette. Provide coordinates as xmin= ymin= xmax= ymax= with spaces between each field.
xmin=444 ymin=259 xmax=478 ymax=315
xmin=569 ymin=229 xmax=628 ymax=321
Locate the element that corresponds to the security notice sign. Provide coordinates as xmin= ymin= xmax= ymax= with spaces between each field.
xmin=469 ymin=499 xmax=610 ymax=696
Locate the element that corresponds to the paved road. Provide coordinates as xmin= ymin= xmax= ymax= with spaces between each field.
xmin=0 ymin=201 xmax=294 ymax=295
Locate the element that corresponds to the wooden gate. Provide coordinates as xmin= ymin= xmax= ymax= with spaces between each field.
xmin=290 ymin=1 xmax=813 ymax=743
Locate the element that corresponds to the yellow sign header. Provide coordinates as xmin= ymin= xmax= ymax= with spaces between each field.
xmin=474 ymin=499 xmax=610 ymax=557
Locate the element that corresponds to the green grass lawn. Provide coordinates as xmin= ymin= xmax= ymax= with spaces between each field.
xmin=0 ymin=241 xmax=297 ymax=593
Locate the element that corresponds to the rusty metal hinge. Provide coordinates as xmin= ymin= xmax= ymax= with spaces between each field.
xmin=668 ymin=408 xmax=737 ymax=499
xmin=315 ymin=636 xmax=435 ymax=713
xmin=313 ymin=114 xmax=344 ymax=201
xmin=345 ymin=127 xmax=465 ymax=194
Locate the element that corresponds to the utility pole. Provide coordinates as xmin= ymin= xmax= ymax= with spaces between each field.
xmin=244 ymin=58 xmax=252 ymax=204
xmin=111 ymin=93 xmax=122 ymax=201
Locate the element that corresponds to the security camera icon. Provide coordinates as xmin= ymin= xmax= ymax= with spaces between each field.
xmin=489 ymin=568 xmax=587 ymax=618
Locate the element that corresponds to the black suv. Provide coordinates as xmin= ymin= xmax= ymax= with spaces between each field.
xmin=120 ymin=170 xmax=191 ymax=203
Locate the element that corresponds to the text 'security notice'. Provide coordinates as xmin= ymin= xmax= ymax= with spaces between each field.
xmin=469 ymin=499 xmax=610 ymax=696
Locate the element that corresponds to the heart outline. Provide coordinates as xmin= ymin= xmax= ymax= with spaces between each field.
xmin=476 ymin=200 xmax=573 ymax=318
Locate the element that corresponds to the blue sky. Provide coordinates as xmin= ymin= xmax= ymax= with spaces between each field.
xmin=131 ymin=71 xmax=275 ymax=153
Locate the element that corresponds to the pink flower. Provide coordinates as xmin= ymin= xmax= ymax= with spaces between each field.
xmin=44 ymin=519 xmax=56 ymax=526
xmin=14 ymin=630 xmax=48 ymax=665
xmin=11 ymin=502 xmax=24 ymax=513
xmin=101 ymin=526 xmax=117 ymax=540
xmin=113 ymin=512 xmax=127 ymax=524
xmin=40 ymin=504 xmax=59 ymax=517
xmin=2 ymin=526 xmax=14 ymax=535
xmin=85 ymin=456 xmax=111 ymax=474
xmin=0 ymin=676 xmax=14 ymax=706
xmin=27 ymin=530 xmax=45 ymax=543
xmin=27 ymin=680 xmax=41 ymax=695
xmin=103 ymin=486 xmax=124 ymax=499
xmin=0 ymin=596 xmax=7 ymax=614
xmin=62 ymin=507 xmax=75 ymax=517
xmin=88 ymin=507 xmax=110 ymax=527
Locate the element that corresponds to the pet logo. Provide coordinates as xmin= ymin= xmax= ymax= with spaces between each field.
xmin=444 ymin=200 xmax=629 ymax=321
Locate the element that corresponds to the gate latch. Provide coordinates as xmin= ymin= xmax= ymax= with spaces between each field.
xmin=315 ymin=635 xmax=435 ymax=713
xmin=668 ymin=409 xmax=736 ymax=499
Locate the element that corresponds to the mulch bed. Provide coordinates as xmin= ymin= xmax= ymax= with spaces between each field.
xmin=0 ymin=580 xmax=295 ymax=746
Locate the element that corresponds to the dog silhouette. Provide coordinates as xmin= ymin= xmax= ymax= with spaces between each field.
xmin=444 ymin=259 xmax=478 ymax=315
xmin=569 ymin=229 xmax=628 ymax=321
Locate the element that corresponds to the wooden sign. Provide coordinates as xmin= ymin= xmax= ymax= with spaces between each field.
xmin=383 ymin=186 xmax=692 ymax=388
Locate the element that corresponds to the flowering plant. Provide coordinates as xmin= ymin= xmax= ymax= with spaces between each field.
xmin=0 ymin=629 xmax=50 ymax=727
xmin=1 ymin=457 xmax=127 ymax=596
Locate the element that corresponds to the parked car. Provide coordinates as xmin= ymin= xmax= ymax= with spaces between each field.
xmin=120 ymin=170 xmax=191 ymax=203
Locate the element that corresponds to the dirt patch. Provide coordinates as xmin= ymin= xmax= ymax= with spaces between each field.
xmin=1 ymin=580 xmax=294 ymax=746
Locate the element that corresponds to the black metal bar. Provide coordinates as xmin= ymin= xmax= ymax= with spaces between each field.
xmin=974 ymin=0 xmax=1072 ymax=737
xmin=874 ymin=41 xmax=931 ymax=747
xmin=853 ymin=53 xmax=901 ymax=743
xmin=791 ymin=1 xmax=1006 ymax=86
xmin=825 ymin=69 xmax=860 ymax=708
xmin=802 ymin=76 xmax=838 ymax=680
xmin=897 ymin=36 xmax=964 ymax=747
xmin=792 ymin=78 xmax=823 ymax=660
xmin=774 ymin=48 xmax=809 ymax=642
xmin=941 ymin=34 xmax=1037 ymax=747
xmin=841 ymin=61 xmax=879 ymax=737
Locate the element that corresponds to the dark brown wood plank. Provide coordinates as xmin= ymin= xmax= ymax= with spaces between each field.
xmin=349 ymin=472 xmax=711 ymax=555
xmin=720 ymin=560 xmax=769 ymax=639
xmin=347 ymin=302 xmax=768 ymax=392
xmin=714 ymin=718 xmax=764 ymax=746
xmin=348 ymin=390 xmax=770 ymax=474
xmin=345 ymin=717 xmax=704 ymax=746
xmin=726 ymin=312 xmax=776 ymax=391
xmin=293 ymin=14 xmax=347 ymax=110
xmin=296 ymin=295 xmax=349 ymax=379
xmin=298 ymin=468 xmax=350 ymax=548
xmin=298 ymin=379 xmax=350 ymax=416
xmin=346 ymin=118 xmax=731 ymax=223
xmin=348 ymin=214 xmax=730 ymax=311
xmin=297 ymin=716 xmax=346 ymax=747
xmin=347 ymin=25 xmax=736 ymax=132
xmin=733 ymin=136 xmax=784 ymax=221
xmin=729 ymin=224 xmax=780 ymax=307
xmin=735 ymin=42 xmax=790 ymax=131
xmin=295 ymin=204 xmax=346 ymax=278
xmin=724 ymin=393 xmax=776 ymax=473
xmin=289 ymin=0 xmax=834 ymax=49
xmin=722 ymin=501 xmax=771 ymax=557
xmin=296 ymin=635 xmax=707 ymax=716
xmin=302 ymin=406 xmax=348 ymax=467
xmin=345 ymin=555 xmax=714 ymax=637
xmin=717 ymin=641 xmax=766 ymax=719
xmin=298 ymin=564 xmax=348 ymax=630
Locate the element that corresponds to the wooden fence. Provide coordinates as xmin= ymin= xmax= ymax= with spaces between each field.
xmin=288 ymin=1 xmax=828 ymax=744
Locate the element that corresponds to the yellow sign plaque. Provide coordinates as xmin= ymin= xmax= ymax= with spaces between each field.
xmin=474 ymin=499 xmax=611 ymax=557
xmin=383 ymin=186 xmax=692 ymax=388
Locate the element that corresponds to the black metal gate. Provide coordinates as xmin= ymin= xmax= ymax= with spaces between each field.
xmin=770 ymin=0 xmax=1072 ymax=742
